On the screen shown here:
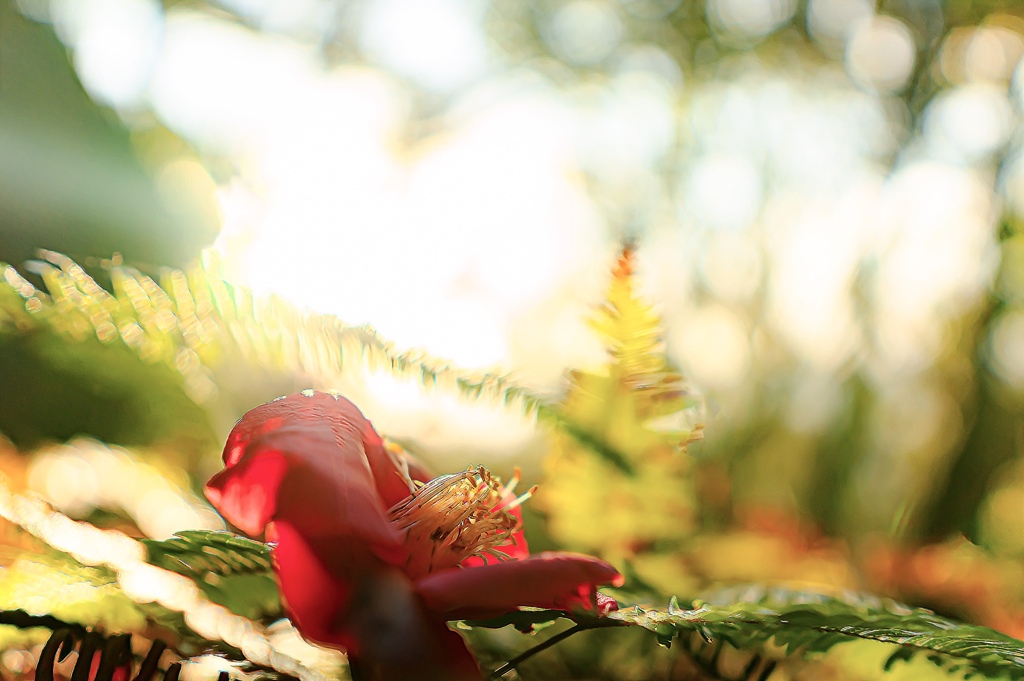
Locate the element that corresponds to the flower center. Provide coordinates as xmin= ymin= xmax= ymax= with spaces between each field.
xmin=387 ymin=466 xmax=532 ymax=578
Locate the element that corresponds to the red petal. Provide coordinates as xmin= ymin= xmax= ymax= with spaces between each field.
xmin=221 ymin=392 xmax=419 ymax=509
xmin=490 ymin=478 xmax=531 ymax=560
xmin=204 ymin=449 xmax=286 ymax=536
xmin=414 ymin=552 xmax=624 ymax=619
xmin=364 ymin=431 xmax=423 ymax=509
xmin=267 ymin=520 xmax=358 ymax=646
xmin=206 ymin=420 xmax=404 ymax=560
xmin=271 ymin=521 xmax=480 ymax=680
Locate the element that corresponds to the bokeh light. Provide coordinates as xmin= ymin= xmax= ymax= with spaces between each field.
xmin=6 ymin=0 xmax=1024 ymax=660
xmin=708 ymin=0 xmax=797 ymax=42
xmin=846 ymin=15 xmax=916 ymax=93
xmin=545 ymin=0 xmax=624 ymax=66
xmin=27 ymin=440 xmax=224 ymax=539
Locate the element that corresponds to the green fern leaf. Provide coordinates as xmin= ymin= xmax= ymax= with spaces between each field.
xmin=604 ymin=590 xmax=1024 ymax=680
xmin=1 ymin=253 xmax=621 ymax=464
xmin=465 ymin=586 xmax=1024 ymax=679
xmin=0 ymin=553 xmax=146 ymax=649
xmin=0 ymin=253 xmax=533 ymax=408
xmin=143 ymin=531 xmax=280 ymax=621
xmin=0 ymin=481 xmax=340 ymax=680
xmin=144 ymin=530 xmax=272 ymax=575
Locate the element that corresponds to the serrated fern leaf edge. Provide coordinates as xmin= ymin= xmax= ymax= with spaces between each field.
xmin=603 ymin=600 xmax=1024 ymax=680
xmin=0 ymin=481 xmax=336 ymax=681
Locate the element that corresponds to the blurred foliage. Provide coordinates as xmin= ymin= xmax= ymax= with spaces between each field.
xmin=0 ymin=479 xmax=343 ymax=680
xmin=0 ymin=327 xmax=215 ymax=454
xmin=0 ymin=0 xmax=219 ymax=270
xmin=4 ymin=0 xmax=1024 ymax=679
xmin=0 ymin=251 xmax=629 ymax=480
xmin=538 ymin=245 xmax=704 ymax=594
xmin=0 ymin=554 xmax=144 ymax=648
xmin=2 ymin=249 xmax=1024 ymax=680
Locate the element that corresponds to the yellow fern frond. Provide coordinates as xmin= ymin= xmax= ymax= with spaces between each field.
xmin=537 ymin=244 xmax=704 ymax=589
xmin=590 ymin=243 xmax=666 ymax=380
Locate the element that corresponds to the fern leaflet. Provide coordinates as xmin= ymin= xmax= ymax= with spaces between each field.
xmin=0 ymin=253 xmax=626 ymax=466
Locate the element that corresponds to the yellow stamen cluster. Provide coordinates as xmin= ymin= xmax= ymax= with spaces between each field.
xmin=388 ymin=466 xmax=533 ymax=578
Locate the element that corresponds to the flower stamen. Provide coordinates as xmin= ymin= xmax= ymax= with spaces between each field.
xmin=388 ymin=466 xmax=525 ymax=577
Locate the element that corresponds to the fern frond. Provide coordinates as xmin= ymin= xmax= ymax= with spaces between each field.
xmin=145 ymin=531 xmax=272 ymax=577
xmin=537 ymin=244 xmax=703 ymax=567
xmin=0 ymin=253 xmax=624 ymax=464
xmin=0 ymin=479 xmax=341 ymax=681
xmin=0 ymin=611 xmax=303 ymax=681
xmin=0 ymin=552 xmax=144 ymax=645
xmin=1 ymin=613 xmax=186 ymax=681
xmin=592 ymin=245 xmax=671 ymax=377
xmin=143 ymin=531 xmax=280 ymax=621
xmin=606 ymin=591 xmax=1024 ymax=680
xmin=467 ymin=586 xmax=1024 ymax=680
xmin=586 ymin=243 xmax=703 ymax=439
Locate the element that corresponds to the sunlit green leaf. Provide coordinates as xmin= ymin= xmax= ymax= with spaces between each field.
xmin=143 ymin=531 xmax=281 ymax=621
xmin=596 ymin=587 xmax=1024 ymax=680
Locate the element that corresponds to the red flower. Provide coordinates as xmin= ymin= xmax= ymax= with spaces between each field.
xmin=204 ymin=391 xmax=623 ymax=680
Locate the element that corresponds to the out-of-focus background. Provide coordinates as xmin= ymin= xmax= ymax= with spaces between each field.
xmin=3 ymin=0 xmax=1024 ymax=664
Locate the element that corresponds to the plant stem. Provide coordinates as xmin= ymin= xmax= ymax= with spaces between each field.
xmin=489 ymin=624 xmax=589 ymax=679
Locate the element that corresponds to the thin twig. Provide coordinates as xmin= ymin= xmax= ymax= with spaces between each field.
xmin=489 ymin=624 xmax=591 ymax=679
